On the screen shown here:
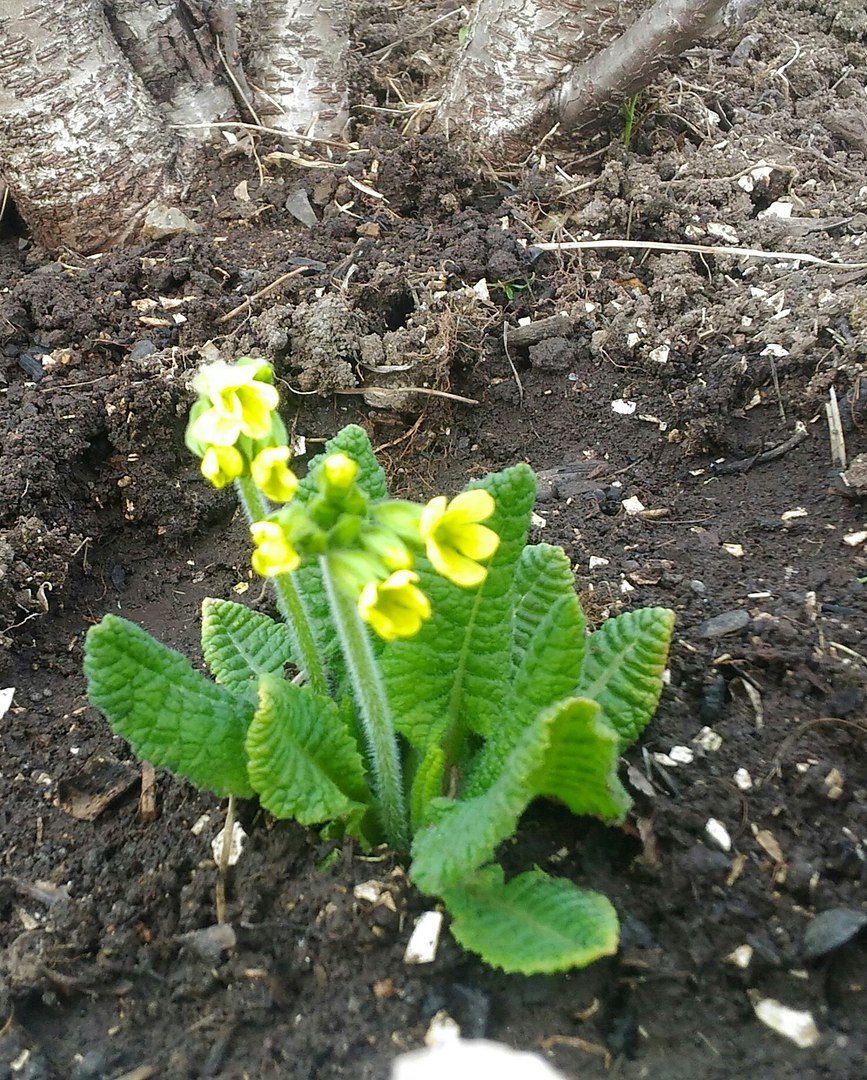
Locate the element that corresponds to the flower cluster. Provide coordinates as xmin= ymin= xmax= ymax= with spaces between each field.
xmin=185 ymin=358 xmax=297 ymax=502
xmin=187 ymin=359 xmax=500 ymax=640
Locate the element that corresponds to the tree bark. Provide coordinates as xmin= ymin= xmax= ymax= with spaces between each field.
xmin=243 ymin=0 xmax=350 ymax=138
xmin=105 ymin=0 xmax=237 ymax=132
xmin=0 ymin=0 xmax=181 ymax=253
xmin=556 ymin=0 xmax=729 ymax=129
xmin=434 ymin=0 xmax=756 ymax=156
xmin=434 ymin=0 xmax=624 ymax=156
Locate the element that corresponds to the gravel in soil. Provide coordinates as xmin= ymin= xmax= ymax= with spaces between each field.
xmin=1 ymin=1 xmax=867 ymax=1077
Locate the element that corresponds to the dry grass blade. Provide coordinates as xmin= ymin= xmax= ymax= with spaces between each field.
xmin=533 ymin=238 xmax=867 ymax=270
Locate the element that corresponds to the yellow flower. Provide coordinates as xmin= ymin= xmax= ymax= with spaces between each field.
xmin=420 ymin=489 xmax=499 ymax=588
xmin=358 ymin=570 xmax=431 ymax=641
xmin=188 ymin=360 xmax=279 ymax=448
xmin=200 ymin=445 xmax=244 ymax=489
xmin=250 ymin=520 xmax=300 ymax=577
xmin=251 ymin=446 xmax=298 ymax=503
xmin=320 ymin=452 xmax=359 ymax=495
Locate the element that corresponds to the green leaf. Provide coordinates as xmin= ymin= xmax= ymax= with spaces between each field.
xmin=381 ymin=464 xmax=536 ymax=754
xmin=513 ymin=593 xmax=586 ymax=714
xmin=408 ymin=744 xmax=447 ymax=832
xmin=464 ymin=591 xmax=586 ymax=799
xmin=84 ymin=614 xmax=253 ymax=797
xmin=245 ymin=674 xmax=370 ymax=832
xmin=298 ymin=424 xmax=388 ymax=502
xmin=530 ymin=698 xmax=631 ymax=821
xmin=443 ymin=865 xmax=619 ymax=974
xmin=201 ymin=598 xmax=296 ymax=695
xmin=512 ymin=543 xmax=578 ymax=668
xmin=576 ymin=607 xmax=675 ymax=749
xmin=411 ymin=697 xmax=627 ymax=896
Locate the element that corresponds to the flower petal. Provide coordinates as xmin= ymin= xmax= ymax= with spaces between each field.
xmin=189 ymin=407 xmax=243 ymax=447
xmin=419 ymin=495 xmax=448 ymax=539
xmin=445 ymin=489 xmax=495 ymax=525
xmin=251 ymin=447 xmax=298 ymax=503
xmin=426 ymin=539 xmax=488 ymax=588
xmin=451 ymin=522 xmax=499 ymax=561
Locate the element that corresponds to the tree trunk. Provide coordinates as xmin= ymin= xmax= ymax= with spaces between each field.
xmin=0 ymin=0 xmax=181 ymax=253
xmin=434 ymin=0 xmax=746 ymax=155
xmin=105 ymin=0 xmax=237 ymax=132
xmin=243 ymin=0 xmax=350 ymax=138
xmin=434 ymin=0 xmax=625 ymax=156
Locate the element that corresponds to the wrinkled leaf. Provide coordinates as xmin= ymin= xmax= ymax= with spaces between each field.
xmin=246 ymin=674 xmax=369 ymax=834
xmin=84 ymin=614 xmax=253 ymax=797
xmin=202 ymin=597 xmax=295 ymax=694
xmin=411 ymin=697 xmax=625 ymax=895
xmin=444 ymin=865 xmax=619 ymax=974
xmin=576 ymin=607 xmax=675 ymax=749
xmin=512 ymin=543 xmax=579 ymax=668
xmin=382 ymin=464 xmax=536 ymax=753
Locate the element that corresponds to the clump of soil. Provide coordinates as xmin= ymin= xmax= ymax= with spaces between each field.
xmin=1 ymin=1 xmax=867 ymax=1078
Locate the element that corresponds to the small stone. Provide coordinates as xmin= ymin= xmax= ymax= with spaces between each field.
xmin=128 ymin=339 xmax=157 ymax=361
xmin=725 ymin=944 xmax=753 ymax=969
xmin=705 ymin=818 xmax=732 ymax=852
xmin=211 ymin=821 xmax=247 ymax=866
xmin=178 ymin=922 xmax=236 ymax=963
xmin=752 ymin=997 xmax=820 ymax=1048
xmin=693 ymin=726 xmax=723 ymax=752
xmin=404 ymin=911 xmax=443 ymax=965
xmin=393 ymin=1039 xmax=567 ymax=1080
xmin=699 ymin=609 xmax=750 ymax=638
xmin=803 ymin=908 xmax=867 ymax=961
xmin=734 ymin=768 xmax=753 ymax=791
xmin=284 ymin=189 xmax=318 ymax=227
xmin=141 ymin=205 xmax=203 ymax=239
xmin=0 ymin=687 xmax=14 ymax=720
xmin=841 ymin=453 xmax=867 ymax=491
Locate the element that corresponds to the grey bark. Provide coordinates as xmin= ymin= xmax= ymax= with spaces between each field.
xmin=434 ymin=0 xmax=757 ymax=155
xmin=105 ymin=0 xmax=236 ymax=131
xmin=556 ymin=0 xmax=729 ymax=129
xmin=243 ymin=0 xmax=350 ymax=137
xmin=0 ymin=0 xmax=181 ymax=252
xmin=435 ymin=0 xmax=625 ymax=155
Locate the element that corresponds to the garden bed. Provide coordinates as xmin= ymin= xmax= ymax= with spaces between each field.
xmin=1 ymin=1 xmax=866 ymax=1076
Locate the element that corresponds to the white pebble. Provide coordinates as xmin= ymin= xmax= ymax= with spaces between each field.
xmin=211 ymin=821 xmax=247 ymax=866
xmin=705 ymin=818 xmax=732 ymax=852
xmin=404 ymin=911 xmax=443 ymax=965
xmin=752 ymin=997 xmax=820 ymax=1048
xmin=734 ymin=768 xmax=753 ymax=791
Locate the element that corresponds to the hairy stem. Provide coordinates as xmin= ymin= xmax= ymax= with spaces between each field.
xmin=234 ymin=475 xmax=328 ymax=697
xmin=320 ymin=557 xmax=409 ymax=850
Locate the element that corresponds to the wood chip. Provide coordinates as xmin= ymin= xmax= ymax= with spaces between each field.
xmin=57 ymin=754 xmax=138 ymax=821
xmin=753 ymin=827 xmax=784 ymax=863
xmin=138 ymin=761 xmax=157 ymax=821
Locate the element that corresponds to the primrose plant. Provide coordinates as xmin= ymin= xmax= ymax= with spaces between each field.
xmin=84 ymin=357 xmax=675 ymax=974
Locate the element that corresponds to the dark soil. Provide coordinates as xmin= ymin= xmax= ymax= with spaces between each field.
xmin=2 ymin=1 xmax=867 ymax=1077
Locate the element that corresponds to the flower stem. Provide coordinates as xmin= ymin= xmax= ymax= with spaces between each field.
xmin=320 ymin=556 xmax=409 ymax=850
xmin=234 ymin=476 xmax=328 ymax=697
